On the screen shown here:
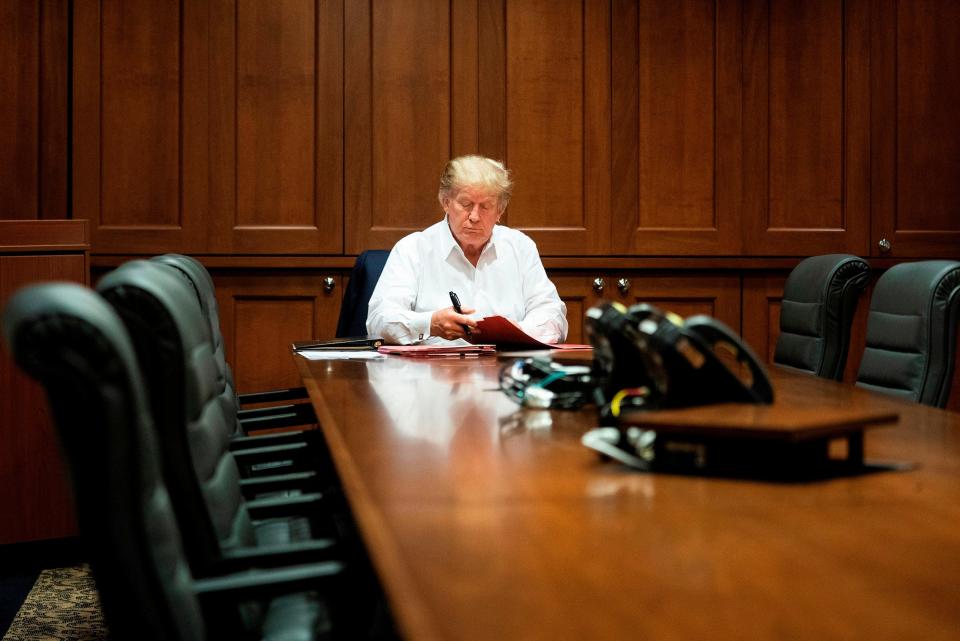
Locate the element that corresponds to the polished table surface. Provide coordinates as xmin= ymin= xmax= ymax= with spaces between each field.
xmin=295 ymin=353 xmax=960 ymax=641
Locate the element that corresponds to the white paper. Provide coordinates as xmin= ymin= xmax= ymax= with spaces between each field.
xmin=298 ymin=350 xmax=385 ymax=361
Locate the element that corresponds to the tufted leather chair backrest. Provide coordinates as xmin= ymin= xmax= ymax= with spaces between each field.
xmin=774 ymin=254 xmax=870 ymax=380
xmin=150 ymin=254 xmax=241 ymax=435
xmin=2 ymin=283 xmax=205 ymax=641
xmin=98 ymin=261 xmax=256 ymax=574
xmin=856 ymin=260 xmax=960 ymax=407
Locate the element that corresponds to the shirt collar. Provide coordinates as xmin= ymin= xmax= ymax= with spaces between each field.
xmin=440 ymin=215 xmax=460 ymax=259
xmin=442 ymin=216 xmax=500 ymax=263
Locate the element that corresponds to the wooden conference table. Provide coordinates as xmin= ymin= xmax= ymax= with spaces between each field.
xmin=294 ymin=351 xmax=960 ymax=641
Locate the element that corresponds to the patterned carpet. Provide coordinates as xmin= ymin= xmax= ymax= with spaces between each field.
xmin=2 ymin=566 xmax=108 ymax=641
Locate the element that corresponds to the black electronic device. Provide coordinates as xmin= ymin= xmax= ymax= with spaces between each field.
xmin=498 ymin=357 xmax=594 ymax=409
xmin=584 ymin=301 xmax=773 ymax=416
xmin=582 ymin=301 xmax=777 ymax=474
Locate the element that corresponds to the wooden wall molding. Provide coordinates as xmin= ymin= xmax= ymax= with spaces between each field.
xmin=0 ymin=219 xmax=89 ymax=252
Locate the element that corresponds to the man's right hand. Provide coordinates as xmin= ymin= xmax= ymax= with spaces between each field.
xmin=430 ymin=306 xmax=479 ymax=341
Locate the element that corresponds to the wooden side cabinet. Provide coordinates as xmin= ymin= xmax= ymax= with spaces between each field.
xmin=212 ymin=269 xmax=343 ymax=394
xmin=551 ymin=271 xmax=740 ymax=345
xmin=0 ymin=219 xmax=88 ymax=543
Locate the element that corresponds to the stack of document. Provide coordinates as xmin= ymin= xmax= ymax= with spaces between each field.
xmin=378 ymin=344 xmax=497 ymax=358
xmin=292 ymin=336 xmax=383 ymax=351
xmin=292 ymin=336 xmax=386 ymax=360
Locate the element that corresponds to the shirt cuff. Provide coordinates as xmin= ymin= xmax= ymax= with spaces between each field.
xmin=412 ymin=311 xmax=433 ymax=342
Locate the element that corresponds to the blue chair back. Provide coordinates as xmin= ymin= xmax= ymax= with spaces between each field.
xmin=336 ymin=250 xmax=390 ymax=337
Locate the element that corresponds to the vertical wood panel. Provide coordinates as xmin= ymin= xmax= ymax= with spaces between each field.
xmin=235 ymin=298 xmax=316 ymax=390
xmin=0 ymin=253 xmax=86 ymax=543
xmin=500 ymin=0 xmax=609 ymax=255
xmin=768 ymin=0 xmax=842 ymax=230
xmin=612 ymin=0 xmax=741 ymax=255
xmin=870 ymin=0 xmax=960 ymax=257
xmin=0 ymin=0 xmax=68 ymax=221
xmin=638 ymin=1 xmax=715 ymax=230
xmin=74 ymin=0 xmax=205 ymax=253
xmin=506 ymin=0 xmax=583 ymax=230
xmin=346 ymin=0 xmax=462 ymax=253
xmin=236 ymin=0 xmax=317 ymax=227
xmin=73 ymin=0 xmax=101 ymax=232
xmin=451 ymin=0 xmax=479 ymax=156
xmin=741 ymin=274 xmax=785 ymax=367
xmin=39 ymin=0 xmax=70 ymax=219
xmin=372 ymin=0 xmax=451 ymax=229
xmin=316 ymin=0 xmax=345 ymax=251
xmin=0 ymin=0 xmax=39 ymax=219
xmin=896 ymin=0 xmax=960 ymax=232
xmin=478 ymin=0 xmax=506 ymax=160
xmin=743 ymin=0 xmax=869 ymax=255
xmin=210 ymin=0 xmax=343 ymax=254
xmin=100 ymin=0 xmax=181 ymax=227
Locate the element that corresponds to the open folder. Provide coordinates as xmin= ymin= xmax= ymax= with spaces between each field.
xmin=467 ymin=315 xmax=591 ymax=350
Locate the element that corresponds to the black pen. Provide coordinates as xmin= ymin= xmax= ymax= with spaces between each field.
xmin=448 ymin=291 xmax=472 ymax=337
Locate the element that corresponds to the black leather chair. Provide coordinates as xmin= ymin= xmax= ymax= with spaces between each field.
xmin=856 ymin=260 xmax=960 ymax=407
xmin=150 ymin=253 xmax=316 ymax=433
xmin=774 ymin=254 xmax=870 ymax=380
xmin=149 ymin=254 xmax=329 ymax=481
xmin=2 ymin=283 xmax=342 ymax=641
xmin=96 ymin=261 xmax=341 ymax=577
xmin=336 ymin=250 xmax=390 ymax=338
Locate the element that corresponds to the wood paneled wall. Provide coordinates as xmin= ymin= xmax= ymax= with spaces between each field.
xmin=52 ymin=0 xmax=960 ymax=259
xmin=3 ymin=0 xmax=960 ymax=403
xmin=2 ymin=0 xmax=958 ymax=255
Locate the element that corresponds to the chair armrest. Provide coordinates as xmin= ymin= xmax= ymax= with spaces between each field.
xmin=193 ymin=560 xmax=344 ymax=602
xmin=231 ymin=442 xmax=315 ymax=476
xmin=239 ymin=409 xmax=316 ymax=432
xmin=230 ymin=429 xmax=317 ymax=451
xmin=239 ymin=471 xmax=320 ymax=498
xmin=248 ymin=493 xmax=346 ymax=542
xmin=231 ymin=442 xmax=311 ymax=464
xmin=246 ymin=493 xmax=326 ymax=520
xmin=238 ymin=402 xmax=316 ymax=423
xmin=238 ymin=387 xmax=309 ymax=406
xmin=215 ymin=539 xmax=340 ymax=574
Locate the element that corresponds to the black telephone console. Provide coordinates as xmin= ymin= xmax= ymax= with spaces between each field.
xmin=585 ymin=301 xmax=774 ymax=414
xmin=582 ymin=302 xmax=776 ymax=472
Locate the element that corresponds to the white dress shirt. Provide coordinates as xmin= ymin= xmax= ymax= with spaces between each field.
xmin=366 ymin=217 xmax=568 ymax=345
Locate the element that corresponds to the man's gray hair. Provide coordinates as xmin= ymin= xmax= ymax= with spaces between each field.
xmin=438 ymin=155 xmax=513 ymax=213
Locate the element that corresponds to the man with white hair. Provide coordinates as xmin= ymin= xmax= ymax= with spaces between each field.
xmin=366 ymin=155 xmax=568 ymax=345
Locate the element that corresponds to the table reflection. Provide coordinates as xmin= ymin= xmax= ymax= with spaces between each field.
xmin=363 ymin=357 xmax=517 ymax=449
